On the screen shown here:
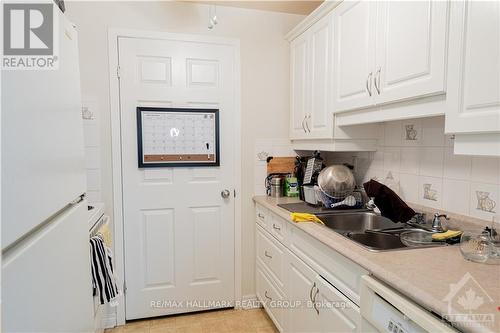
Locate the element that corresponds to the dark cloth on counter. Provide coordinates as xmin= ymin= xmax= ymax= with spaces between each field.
xmin=363 ymin=179 xmax=415 ymax=223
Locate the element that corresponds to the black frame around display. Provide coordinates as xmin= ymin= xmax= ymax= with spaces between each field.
xmin=136 ymin=107 xmax=220 ymax=168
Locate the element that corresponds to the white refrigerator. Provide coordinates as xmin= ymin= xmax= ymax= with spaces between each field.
xmin=2 ymin=8 xmax=94 ymax=333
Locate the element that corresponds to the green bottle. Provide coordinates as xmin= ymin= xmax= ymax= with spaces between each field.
xmin=285 ymin=176 xmax=299 ymax=197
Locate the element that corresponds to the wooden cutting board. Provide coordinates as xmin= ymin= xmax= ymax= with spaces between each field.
xmin=267 ymin=156 xmax=296 ymax=175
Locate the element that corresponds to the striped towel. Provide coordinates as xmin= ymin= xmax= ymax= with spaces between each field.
xmin=90 ymin=234 xmax=119 ymax=305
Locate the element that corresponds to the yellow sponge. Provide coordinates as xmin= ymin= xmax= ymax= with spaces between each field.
xmin=290 ymin=213 xmax=324 ymax=225
xmin=432 ymin=230 xmax=463 ymax=241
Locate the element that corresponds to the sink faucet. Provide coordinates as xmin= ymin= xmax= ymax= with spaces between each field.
xmin=413 ymin=212 xmax=426 ymax=224
xmin=431 ymin=213 xmax=449 ymax=232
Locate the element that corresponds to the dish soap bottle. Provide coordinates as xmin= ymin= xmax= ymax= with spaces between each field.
xmin=285 ymin=175 xmax=299 ymax=197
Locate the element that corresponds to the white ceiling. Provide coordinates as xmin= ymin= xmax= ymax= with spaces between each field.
xmin=183 ymin=1 xmax=324 ymax=15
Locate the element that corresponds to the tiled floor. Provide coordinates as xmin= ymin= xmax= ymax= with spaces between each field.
xmin=104 ymin=308 xmax=278 ymax=333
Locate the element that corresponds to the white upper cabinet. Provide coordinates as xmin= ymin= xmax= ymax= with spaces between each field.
xmin=332 ymin=1 xmax=376 ymax=112
xmin=333 ymin=0 xmax=449 ymax=113
xmin=375 ymin=1 xmax=448 ymax=105
xmin=289 ymin=13 xmax=334 ymax=140
xmin=445 ymin=0 xmax=500 ymax=134
xmin=308 ymin=14 xmax=334 ymax=139
xmin=290 ymin=34 xmax=309 ymax=140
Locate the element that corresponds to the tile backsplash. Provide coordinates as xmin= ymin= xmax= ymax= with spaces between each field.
xmin=354 ymin=116 xmax=500 ymax=222
xmin=252 ymin=116 xmax=499 ymax=224
xmin=254 ymin=138 xmax=295 ymax=196
xmin=82 ymin=100 xmax=102 ymax=203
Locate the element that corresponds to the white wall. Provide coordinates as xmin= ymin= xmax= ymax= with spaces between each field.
xmin=65 ymin=1 xmax=302 ymax=299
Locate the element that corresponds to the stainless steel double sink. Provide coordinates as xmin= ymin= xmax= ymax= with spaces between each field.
xmin=315 ymin=211 xmax=440 ymax=252
xmin=277 ymin=202 xmax=446 ymax=252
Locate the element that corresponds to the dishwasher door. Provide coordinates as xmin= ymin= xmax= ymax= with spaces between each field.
xmin=360 ymin=276 xmax=458 ymax=333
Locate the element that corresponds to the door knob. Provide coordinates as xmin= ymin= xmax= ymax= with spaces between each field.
xmin=221 ymin=189 xmax=231 ymax=198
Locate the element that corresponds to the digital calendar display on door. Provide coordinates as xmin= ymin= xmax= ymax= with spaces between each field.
xmin=136 ymin=107 xmax=220 ymax=167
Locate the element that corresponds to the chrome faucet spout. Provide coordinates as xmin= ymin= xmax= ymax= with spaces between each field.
xmin=431 ymin=213 xmax=449 ymax=232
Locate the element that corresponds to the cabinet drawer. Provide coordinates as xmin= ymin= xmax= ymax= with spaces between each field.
xmin=289 ymin=225 xmax=368 ymax=305
xmin=269 ymin=213 xmax=288 ymax=244
xmin=315 ymin=274 xmax=361 ymax=332
xmin=256 ymin=225 xmax=285 ymax=290
xmin=256 ymin=204 xmax=269 ymax=230
xmin=256 ymin=264 xmax=284 ymax=332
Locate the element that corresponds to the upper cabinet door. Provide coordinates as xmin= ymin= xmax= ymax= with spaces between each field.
xmin=332 ymin=0 xmax=377 ymax=113
xmin=307 ymin=14 xmax=334 ymax=139
xmin=445 ymin=0 xmax=500 ymax=134
xmin=290 ymin=34 xmax=309 ymax=139
xmin=375 ymin=1 xmax=449 ymax=105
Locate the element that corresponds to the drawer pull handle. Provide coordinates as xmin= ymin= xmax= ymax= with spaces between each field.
xmin=265 ymin=290 xmax=272 ymax=301
xmin=309 ymin=282 xmax=316 ymax=302
xmin=272 ymin=224 xmax=281 ymax=231
xmin=264 ymin=251 xmax=272 ymax=259
xmin=366 ymin=72 xmax=373 ymax=96
xmin=312 ymin=287 xmax=319 ymax=315
xmin=374 ymin=67 xmax=381 ymax=95
xmin=258 ymin=213 xmax=265 ymax=219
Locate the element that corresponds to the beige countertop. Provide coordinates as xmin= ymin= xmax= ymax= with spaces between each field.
xmin=253 ymin=195 xmax=500 ymax=333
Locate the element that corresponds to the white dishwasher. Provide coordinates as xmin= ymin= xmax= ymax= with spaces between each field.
xmin=360 ymin=276 xmax=458 ymax=333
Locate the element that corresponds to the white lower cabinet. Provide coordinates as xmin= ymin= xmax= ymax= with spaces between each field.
xmin=255 ymin=204 xmax=368 ymax=332
xmin=256 ymin=225 xmax=286 ymax=290
xmin=286 ymin=249 xmax=322 ymax=333
xmin=315 ymin=275 xmax=364 ymax=333
xmin=256 ymin=264 xmax=285 ymax=332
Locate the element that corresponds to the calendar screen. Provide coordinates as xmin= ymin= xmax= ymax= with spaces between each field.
xmin=137 ymin=107 xmax=220 ymax=167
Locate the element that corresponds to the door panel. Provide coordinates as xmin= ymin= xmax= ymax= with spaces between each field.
xmin=375 ymin=1 xmax=448 ymax=105
xmin=286 ymin=250 xmax=321 ymax=333
xmin=308 ymin=13 xmax=334 ymax=139
xmin=190 ymin=206 xmax=221 ymax=284
xmin=118 ymin=37 xmax=236 ymax=320
xmin=290 ymin=34 xmax=309 ymax=139
xmin=446 ymin=0 xmax=500 ymax=133
xmin=142 ymin=209 xmax=175 ymax=288
xmin=333 ymin=0 xmax=376 ymax=112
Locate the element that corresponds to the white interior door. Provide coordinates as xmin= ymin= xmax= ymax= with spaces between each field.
xmin=118 ymin=36 xmax=236 ymax=320
xmin=332 ymin=0 xmax=376 ymax=113
xmin=375 ymin=0 xmax=448 ymax=105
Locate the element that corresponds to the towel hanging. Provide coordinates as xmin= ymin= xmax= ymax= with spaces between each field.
xmin=90 ymin=234 xmax=119 ymax=305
